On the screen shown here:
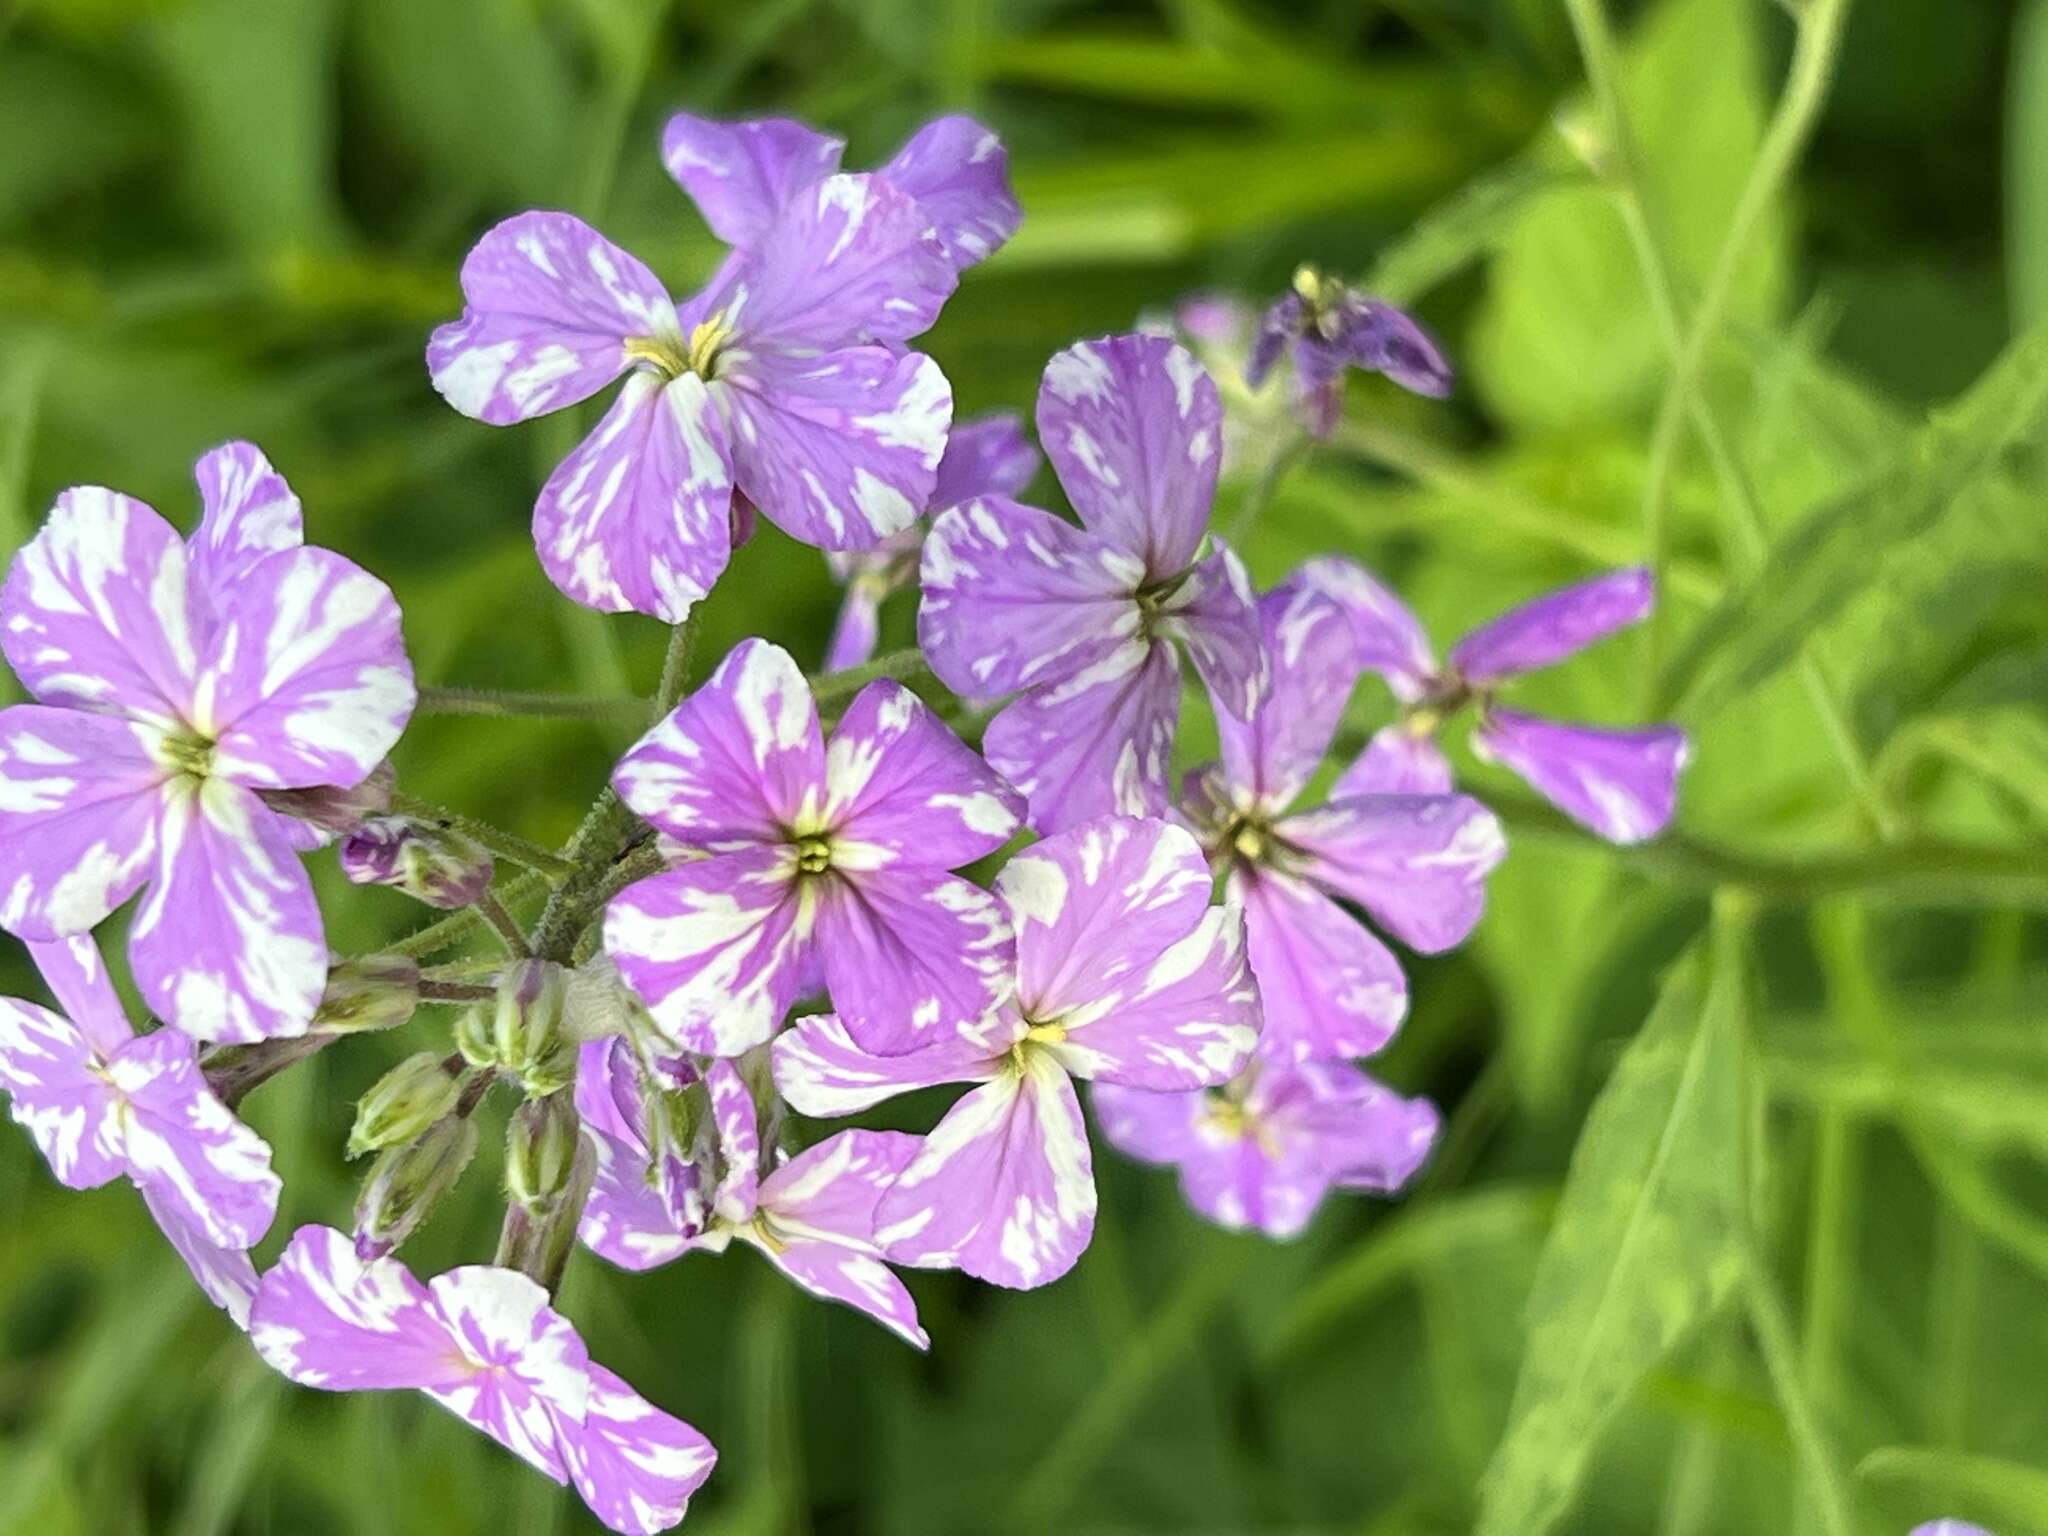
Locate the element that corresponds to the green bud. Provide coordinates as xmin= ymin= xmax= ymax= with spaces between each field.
xmin=505 ymin=1094 xmax=582 ymax=1210
xmin=454 ymin=1004 xmax=495 ymax=1070
xmin=349 ymin=1051 xmax=466 ymax=1159
xmin=312 ymin=954 xmax=421 ymax=1035
xmin=491 ymin=960 xmax=575 ymax=1093
xmin=353 ymin=1114 xmax=479 ymax=1258
xmin=340 ymin=814 xmax=495 ymax=910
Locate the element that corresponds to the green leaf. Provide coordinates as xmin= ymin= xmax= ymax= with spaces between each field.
xmin=2008 ymin=0 xmax=2048 ymax=330
xmin=1663 ymin=323 xmax=2048 ymax=716
xmin=1882 ymin=704 xmax=2048 ymax=825
xmin=1857 ymin=1445 xmax=2048 ymax=1532
xmin=1472 ymin=940 xmax=1744 ymax=1536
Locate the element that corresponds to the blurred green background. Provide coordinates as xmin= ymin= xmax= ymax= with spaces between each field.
xmin=3 ymin=0 xmax=2048 ymax=1531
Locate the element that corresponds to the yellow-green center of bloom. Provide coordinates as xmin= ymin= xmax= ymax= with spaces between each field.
xmin=625 ymin=311 xmax=736 ymax=383
xmin=1291 ymin=263 xmax=1349 ymax=338
xmin=794 ymin=834 xmax=834 ymax=876
xmin=158 ymin=730 xmax=216 ymax=781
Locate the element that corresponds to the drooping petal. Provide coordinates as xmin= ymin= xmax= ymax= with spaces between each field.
xmin=1297 ymin=557 xmax=1437 ymax=702
xmin=197 ymin=547 xmax=415 ymax=791
xmin=428 ymin=211 xmax=678 ymax=425
xmin=998 ymin=815 xmax=1214 ymax=1018
xmin=1471 ymin=708 xmax=1688 ymax=844
xmin=1331 ymin=725 xmax=1455 ymax=797
xmin=822 ymin=680 xmax=1022 ymax=870
xmin=579 ymin=1119 xmax=693 ymax=1272
xmin=0 ymin=707 xmax=166 ymax=940
xmin=1281 ymin=793 xmax=1506 ymax=954
xmin=422 ymin=1265 xmax=591 ymax=1483
xmin=1 ymin=487 xmax=204 ymax=726
xmin=532 ymin=371 xmax=734 ymax=624
xmin=561 ymin=1363 xmax=718 ymax=1536
xmin=0 ymin=995 xmax=126 ymax=1188
xmin=721 ymin=347 xmax=950 ymax=552
xmin=755 ymin=1129 xmax=927 ymax=1346
xmin=188 ymin=441 xmax=304 ymax=594
xmin=1172 ymin=1120 xmax=1334 ymax=1239
xmin=824 ymin=579 xmax=885 ymax=674
xmin=1448 ymin=567 xmax=1654 ymax=684
xmin=1089 ymin=1082 xmax=1203 ymax=1165
xmin=761 ymin=1239 xmax=927 ymax=1348
xmin=1036 ymin=334 xmax=1222 ymax=579
xmin=1215 ymin=581 xmax=1360 ymax=810
xmin=1244 ymin=293 xmax=1303 ymax=390
xmin=877 ymin=115 xmax=1021 ymax=270
xmin=981 ymin=641 xmax=1180 ymax=834
xmin=875 ymin=1053 xmax=1095 ymax=1288
xmin=612 ymin=639 xmax=824 ymax=847
xmin=1333 ymin=298 xmax=1454 ymax=399
xmin=813 ymin=869 xmax=1015 ymax=1056
xmin=130 ymin=776 xmax=326 ymax=1043
xmin=771 ymin=1012 xmax=1003 ymax=1117
xmin=24 ymin=934 xmax=131 ymax=1056
xmin=725 ymin=173 xmax=957 ymax=351
xmin=1237 ymin=866 xmax=1407 ymax=1063
xmin=1154 ymin=538 xmax=1264 ymax=720
xmin=251 ymin=1224 xmax=481 ymax=1391
xmin=140 ymin=1184 xmax=262 ymax=1325
xmin=660 ymin=112 xmax=844 ymax=247
xmin=1048 ymin=907 xmax=1259 ymax=1091
xmin=1314 ymin=1068 xmax=1440 ymax=1193
xmin=603 ymin=848 xmax=808 ymax=1058
xmin=917 ymin=497 xmax=1145 ymax=700
xmin=929 ymin=411 xmax=1037 ymax=509
xmin=114 ymin=1029 xmax=280 ymax=1248
xmin=706 ymin=1057 xmax=759 ymax=1224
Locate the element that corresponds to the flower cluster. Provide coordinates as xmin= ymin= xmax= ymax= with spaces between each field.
xmin=0 ymin=108 xmax=1689 ymax=1531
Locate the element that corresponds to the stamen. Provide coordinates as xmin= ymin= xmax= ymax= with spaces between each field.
xmin=794 ymin=834 xmax=834 ymax=875
xmin=623 ymin=335 xmax=687 ymax=377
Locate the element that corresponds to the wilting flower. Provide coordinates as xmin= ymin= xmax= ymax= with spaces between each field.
xmin=920 ymin=334 xmax=1264 ymax=833
xmin=340 ymin=814 xmax=495 ymax=909
xmin=604 ymin=639 xmax=1023 ymax=1057
xmin=0 ymin=443 xmax=416 ymax=1040
xmin=576 ymin=1035 xmax=716 ymax=1265
xmin=428 ymin=115 xmax=1028 ymax=622
xmin=775 ymin=815 xmax=1259 ymax=1289
xmin=251 ymin=1224 xmax=715 ymax=1535
xmin=1094 ymin=1057 xmax=1438 ymax=1238
xmin=1306 ymin=561 xmax=1690 ymax=844
xmin=1247 ymin=265 xmax=1452 ymax=436
xmin=823 ymin=412 xmax=1038 ymax=672
xmin=1184 ymin=578 xmax=1504 ymax=1062
xmin=0 ymin=935 xmax=280 ymax=1321
xmin=661 ymin=112 xmax=1022 ymax=275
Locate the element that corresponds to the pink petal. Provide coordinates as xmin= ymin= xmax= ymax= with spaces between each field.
xmin=1036 ymin=334 xmax=1221 ymax=580
xmin=982 ymin=640 xmax=1180 ymax=834
xmin=423 ymin=1265 xmax=591 ymax=1483
xmin=877 ymin=115 xmax=1021 ymax=270
xmin=428 ymin=211 xmax=677 ymax=426
xmin=141 ymin=1184 xmax=262 ymax=1325
xmin=771 ymin=1012 xmax=1002 ymax=1117
xmin=0 ymin=707 xmax=166 ymax=939
xmin=0 ymin=995 xmax=126 ymax=1188
xmin=763 ymin=1239 xmax=927 ymax=1349
xmin=114 ymin=1028 xmax=279 ymax=1248
xmin=759 ymin=1127 xmax=922 ymax=1243
xmin=1297 ymin=556 xmax=1437 ymax=702
xmin=533 ymin=371 xmax=735 ymax=624
xmin=823 ymin=680 xmax=1022 ymax=870
xmin=24 ymin=934 xmax=131 ymax=1056
xmin=813 ymin=868 xmax=1015 ymax=1056
xmin=1237 ymin=866 xmax=1407 ymax=1063
xmin=706 ymin=1057 xmax=759 ymax=1224
xmin=1089 ymin=1082 xmax=1203 ymax=1164
xmin=561 ymin=1363 xmax=718 ymax=1535
xmin=1155 ymin=538 xmax=1263 ymax=720
xmin=1332 ymin=725 xmax=1454 ymax=797
xmin=1471 ymin=708 xmax=1688 ymax=845
xmin=187 ymin=441 xmax=303 ymax=594
xmin=1448 ymin=567 xmax=1654 ymax=684
xmin=660 ymin=113 xmax=844 ymax=247
xmin=1217 ymin=581 xmax=1363 ymax=810
xmin=1281 ymin=793 xmax=1505 ymax=953
xmin=929 ymin=411 xmax=1037 ymax=509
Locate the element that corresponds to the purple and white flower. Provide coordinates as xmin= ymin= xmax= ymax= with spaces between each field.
xmin=823 ymin=412 xmax=1038 ymax=672
xmin=1246 ymin=266 xmax=1452 ymax=437
xmin=250 ymin=1224 xmax=715 ymax=1535
xmin=0 ymin=443 xmax=416 ymax=1040
xmin=603 ymin=639 xmax=1023 ymax=1058
xmin=428 ymin=116 xmax=1024 ymax=623
xmin=774 ymin=815 xmax=1260 ymax=1289
xmin=1305 ymin=560 xmax=1690 ymax=844
xmin=1182 ymin=577 xmax=1504 ymax=1062
xmin=0 ymin=934 xmax=281 ymax=1322
xmin=661 ymin=112 xmax=1022 ymax=275
xmin=919 ymin=334 xmax=1264 ymax=833
xmin=1094 ymin=1057 xmax=1438 ymax=1238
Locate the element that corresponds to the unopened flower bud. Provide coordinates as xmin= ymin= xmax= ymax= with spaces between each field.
xmin=504 ymin=1094 xmax=581 ymax=1210
xmin=491 ymin=960 xmax=575 ymax=1093
xmin=260 ymin=760 xmax=396 ymax=838
xmin=354 ymin=1114 xmax=479 ymax=1259
xmin=341 ymin=815 xmax=495 ymax=910
xmin=349 ymin=1051 xmax=466 ymax=1158
xmin=313 ymin=954 xmax=421 ymax=1035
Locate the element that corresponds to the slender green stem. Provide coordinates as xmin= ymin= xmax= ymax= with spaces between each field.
xmin=379 ymin=869 xmax=550 ymax=960
xmin=474 ymin=891 xmax=532 ymax=958
xmin=1743 ymin=1241 xmax=1854 ymax=1536
xmin=416 ymin=978 xmax=496 ymax=1004
xmin=387 ymin=791 xmax=577 ymax=880
xmin=1794 ymin=1108 xmax=1856 ymax=1536
xmin=415 ymin=685 xmax=649 ymax=721
xmin=1633 ymin=0 xmax=1852 ymax=688
xmin=655 ymin=613 xmax=700 ymax=716
xmin=810 ymin=646 xmax=935 ymax=704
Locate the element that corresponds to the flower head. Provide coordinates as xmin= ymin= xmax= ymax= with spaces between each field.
xmin=775 ymin=815 xmax=1260 ymax=1288
xmin=1305 ymin=560 xmax=1690 ymax=843
xmin=603 ymin=639 xmax=1024 ymax=1057
xmin=1183 ymin=577 xmax=1505 ymax=1062
xmin=823 ymin=412 xmax=1037 ymax=672
xmin=0 ymin=934 xmax=281 ymax=1321
xmin=250 ymin=1224 xmax=715 ymax=1535
xmin=919 ymin=333 xmax=1265 ymax=833
xmin=1246 ymin=265 xmax=1452 ymax=436
xmin=1094 ymin=1057 xmax=1438 ymax=1238
xmin=0 ymin=442 xmax=416 ymax=1040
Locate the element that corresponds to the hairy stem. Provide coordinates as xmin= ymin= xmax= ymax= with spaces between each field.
xmin=474 ymin=890 xmax=532 ymax=958
xmin=415 ymin=685 xmax=650 ymax=721
xmin=810 ymin=646 xmax=935 ymax=705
